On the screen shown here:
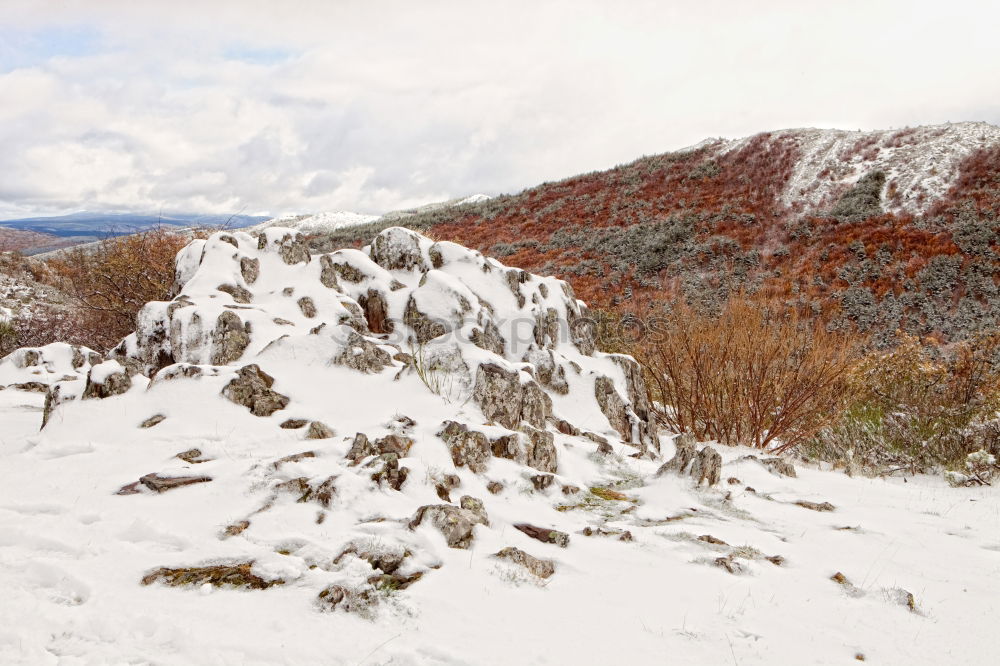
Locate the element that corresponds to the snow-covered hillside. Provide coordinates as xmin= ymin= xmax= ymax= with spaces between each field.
xmin=250 ymin=194 xmax=492 ymax=236
xmin=0 ymin=228 xmax=998 ymax=665
xmin=706 ymin=121 xmax=1000 ymax=214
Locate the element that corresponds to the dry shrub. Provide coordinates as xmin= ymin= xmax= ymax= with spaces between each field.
xmin=636 ymin=297 xmax=859 ymax=452
xmin=45 ymin=228 xmax=189 ymax=350
xmin=810 ymin=332 xmax=1000 ymax=473
xmin=0 ymin=306 xmax=92 ymax=357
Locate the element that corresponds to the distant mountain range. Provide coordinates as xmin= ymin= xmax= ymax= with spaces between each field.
xmin=0 ymin=212 xmax=269 ymax=238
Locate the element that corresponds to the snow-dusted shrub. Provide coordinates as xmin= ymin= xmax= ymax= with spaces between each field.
xmin=945 ymin=450 xmax=997 ymax=487
xmin=809 ymin=332 xmax=1000 ymax=474
xmin=828 ymin=171 xmax=886 ymax=222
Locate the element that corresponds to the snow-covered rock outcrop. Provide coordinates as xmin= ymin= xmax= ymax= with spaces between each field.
xmin=11 ymin=226 xmax=659 ymax=612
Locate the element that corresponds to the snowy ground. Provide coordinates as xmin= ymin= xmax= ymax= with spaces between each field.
xmin=2 ymin=385 xmax=998 ymax=665
xmin=2 ymin=226 xmax=997 ymax=665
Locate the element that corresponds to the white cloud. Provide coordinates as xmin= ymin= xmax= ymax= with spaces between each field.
xmin=0 ymin=0 xmax=998 ymax=218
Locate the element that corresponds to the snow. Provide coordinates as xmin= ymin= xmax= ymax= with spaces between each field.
xmin=708 ymin=121 xmax=1000 ymax=214
xmin=0 ymin=227 xmax=997 ymax=664
xmin=246 ymin=211 xmax=380 ymax=236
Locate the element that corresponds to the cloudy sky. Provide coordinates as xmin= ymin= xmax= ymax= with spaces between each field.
xmin=1 ymin=0 xmax=998 ymax=219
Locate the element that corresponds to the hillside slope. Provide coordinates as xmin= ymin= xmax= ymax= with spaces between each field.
xmin=314 ymin=122 xmax=1000 ymax=344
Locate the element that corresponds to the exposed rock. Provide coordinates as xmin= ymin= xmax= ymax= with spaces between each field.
xmin=714 ymin=555 xmax=744 ymax=575
xmin=690 ymin=446 xmax=722 ymax=486
xmin=222 ymin=364 xmax=290 ymax=416
xmin=316 ymin=584 xmax=376 ymax=614
xmin=82 ymin=363 xmax=132 ymax=400
xmin=370 ymin=227 xmax=428 ymax=272
xmin=796 ymin=500 xmax=836 ymax=512
xmin=297 ymin=296 xmax=317 ymax=318
xmin=374 ymin=434 xmax=413 ymax=457
xmin=470 ymin=321 xmax=505 ymax=355
xmin=332 ymin=331 xmax=393 ymax=373
xmin=504 ymin=269 xmax=528 ymax=308
xmin=142 ymin=563 xmax=280 ymax=590
xmin=217 ymin=283 xmax=253 ymax=304
xmin=551 ymin=417 xmax=580 ymax=436
xmin=594 ymin=375 xmax=634 ymax=445
xmin=240 ymin=256 xmax=260 ymax=284
xmin=223 ymin=520 xmax=251 ymax=538
xmin=176 ymin=448 xmax=208 ymax=464
xmin=435 ymin=473 xmax=461 ymax=501
xmin=514 ymin=523 xmax=569 ymax=548
xmin=472 ymin=363 xmax=550 ymax=430
xmin=335 ymin=542 xmax=408 ymax=575
xmin=459 ymin=495 xmax=489 ymax=525
xmin=275 ymin=475 xmax=337 ymax=508
xmin=305 ymin=421 xmax=335 ymax=440
xmin=318 ymin=255 xmax=342 ymax=288
xmin=438 ymin=420 xmax=491 ymax=473
xmin=11 ymin=381 xmax=47 ymax=393
xmin=358 ymin=288 xmax=393 ymax=334
xmin=403 ymin=296 xmax=446 ymax=343
xmin=583 ymin=431 xmax=613 ymax=454
xmin=490 ymin=433 xmax=521 ymax=460
xmin=346 ymin=432 xmax=413 ymax=464
xmin=531 ymin=474 xmax=555 ymax=491
xmin=262 ymin=232 xmax=311 ymax=265
xmin=657 ymin=433 xmax=697 ymax=475
xmin=521 ymin=426 xmax=557 ymax=473
xmin=494 ymin=547 xmax=555 ymax=578
xmin=487 ymin=480 xmax=504 ymax=495
xmin=346 ymin=433 xmax=376 ymax=463
xmin=271 ymin=451 xmax=316 ymax=468
xmin=409 ymin=503 xmax=487 ymax=549
xmin=370 ymin=453 xmax=409 ymax=491
xmin=520 ymin=380 xmax=553 ymax=430
xmin=211 ymin=310 xmax=251 ymax=365
xmin=280 ymin=418 xmax=309 ymax=429
xmin=698 ymin=534 xmax=729 ymax=546
xmin=138 ymin=473 xmax=212 ymax=493
xmin=740 ymin=455 xmax=798 ymax=478
xmin=140 ymin=414 xmax=166 ymax=428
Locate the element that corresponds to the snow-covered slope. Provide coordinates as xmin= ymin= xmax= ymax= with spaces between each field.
xmin=245 ymin=211 xmax=381 ymax=236
xmin=707 ymin=121 xmax=1000 ymax=214
xmin=0 ymin=228 xmax=997 ymax=665
xmin=250 ymin=194 xmax=493 ymax=236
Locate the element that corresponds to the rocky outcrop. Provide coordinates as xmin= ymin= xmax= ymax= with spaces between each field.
xmin=222 ymin=365 xmax=289 ymax=416
xmin=472 ymin=363 xmax=550 ymax=430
